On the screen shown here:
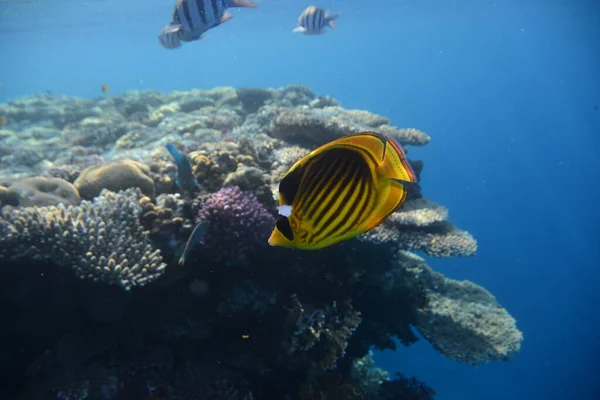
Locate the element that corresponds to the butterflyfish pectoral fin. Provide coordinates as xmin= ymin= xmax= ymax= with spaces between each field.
xmin=229 ymin=0 xmax=258 ymax=8
xmin=219 ymin=12 xmax=233 ymax=24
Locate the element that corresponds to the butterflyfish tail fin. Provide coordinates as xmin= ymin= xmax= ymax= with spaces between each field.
xmin=389 ymin=178 xmax=422 ymax=199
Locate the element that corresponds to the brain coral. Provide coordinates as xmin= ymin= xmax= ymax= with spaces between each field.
xmin=74 ymin=160 xmax=155 ymax=199
xmin=9 ymin=176 xmax=80 ymax=207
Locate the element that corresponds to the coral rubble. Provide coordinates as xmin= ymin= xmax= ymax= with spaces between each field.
xmin=0 ymin=85 xmax=522 ymax=399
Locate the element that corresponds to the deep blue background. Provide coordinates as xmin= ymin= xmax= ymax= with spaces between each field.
xmin=1 ymin=0 xmax=599 ymax=398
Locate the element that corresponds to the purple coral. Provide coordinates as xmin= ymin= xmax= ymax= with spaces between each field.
xmin=196 ymin=186 xmax=275 ymax=266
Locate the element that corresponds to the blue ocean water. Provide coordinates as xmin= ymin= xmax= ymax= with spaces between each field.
xmin=1 ymin=0 xmax=599 ymax=399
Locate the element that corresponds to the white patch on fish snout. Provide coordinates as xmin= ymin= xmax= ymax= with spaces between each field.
xmin=278 ymin=205 xmax=292 ymax=217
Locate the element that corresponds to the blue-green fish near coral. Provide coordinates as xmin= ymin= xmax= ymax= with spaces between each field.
xmin=166 ymin=143 xmax=202 ymax=194
xmin=178 ymin=220 xmax=211 ymax=266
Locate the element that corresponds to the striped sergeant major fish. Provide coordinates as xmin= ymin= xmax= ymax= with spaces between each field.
xmin=268 ymin=132 xmax=421 ymax=250
xmin=158 ymin=0 xmax=258 ymax=49
xmin=293 ymin=6 xmax=339 ymax=35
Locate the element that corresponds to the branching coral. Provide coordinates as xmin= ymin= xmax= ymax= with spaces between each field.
xmin=194 ymin=186 xmax=275 ymax=266
xmin=0 ymin=188 xmax=166 ymax=290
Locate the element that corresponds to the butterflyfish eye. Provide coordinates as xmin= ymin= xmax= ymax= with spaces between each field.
xmin=275 ymin=215 xmax=294 ymax=241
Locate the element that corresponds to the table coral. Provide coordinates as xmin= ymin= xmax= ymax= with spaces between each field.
xmin=399 ymin=251 xmax=523 ymax=364
xmin=269 ymin=107 xmax=431 ymax=147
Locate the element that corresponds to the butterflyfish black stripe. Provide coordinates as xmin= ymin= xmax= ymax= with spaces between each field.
xmin=312 ymin=158 xmax=373 ymax=243
xmin=325 ymin=177 xmax=367 ymax=242
xmin=312 ymin=161 xmax=358 ymax=230
xmin=297 ymin=157 xmax=330 ymax=201
xmin=304 ymin=156 xmax=351 ymax=220
xmin=312 ymin=180 xmax=362 ymax=244
xmin=335 ymin=178 xmax=374 ymax=240
xmin=293 ymin=158 xmax=329 ymax=215
xmin=303 ymin=156 xmax=350 ymax=220
xmin=299 ymin=148 xmax=363 ymax=218
xmin=296 ymin=155 xmax=340 ymax=217
xmin=311 ymin=165 xmax=361 ymax=239
xmin=312 ymin=152 xmax=364 ymax=228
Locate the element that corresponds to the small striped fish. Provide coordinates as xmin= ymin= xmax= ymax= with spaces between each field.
xmin=158 ymin=0 xmax=258 ymax=49
xmin=268 ymin=132 xmax=420 ymax=250
xmin=293 ymin=6 xmax=339 ymax=35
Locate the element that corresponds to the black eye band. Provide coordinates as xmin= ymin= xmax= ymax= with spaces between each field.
xmin=275 ymin=215 xmax=294 ymax=241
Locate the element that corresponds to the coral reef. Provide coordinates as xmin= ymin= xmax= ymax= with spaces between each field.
xmin=0 ymin=184 xmax=20 ymax=207
xmin=0 ymin=188 xmax=166 ymax=290
xmin=0 ymin=85 xmax=522 ymax=399
xmin=194 ymin=186 xmax=275 ymax=266
xmin=75 ymin=160 xmax=156 ymax=199
xmin=400 ymin=251 xmax=523 ymax=364
xmin=268 ymin=107 xmax=431 ymax=147
xmin=8 ymin=176 xmax=80 ymax=207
